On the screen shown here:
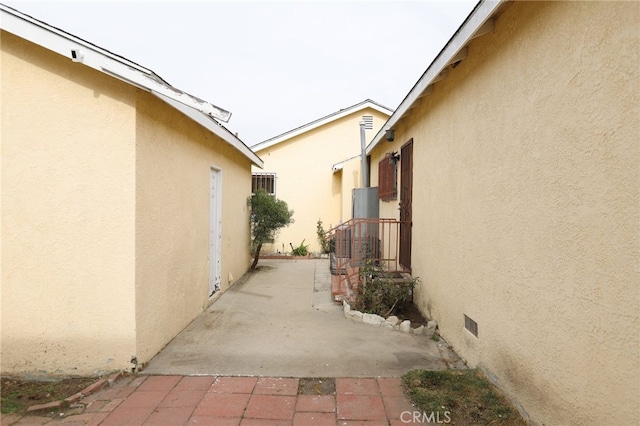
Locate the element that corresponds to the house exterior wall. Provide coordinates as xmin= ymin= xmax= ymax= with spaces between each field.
xmin=253 ymin=109 xmax=388 ymax=254
xmin=1 ymin=31 xmax=137 ymax=376
xmin=370 ymin=2 xmax=639 ymax=424
xmin=1 ymin=29 xmax=255 ymax=375
xmin=338 ymin=157 xmax=362 ymax=222
xmin=134 ymin=93 xmax=253 ymax=363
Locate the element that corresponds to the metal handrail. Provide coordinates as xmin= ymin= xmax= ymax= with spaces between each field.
xmin=325 ymin=218 xmax=409 ymax=301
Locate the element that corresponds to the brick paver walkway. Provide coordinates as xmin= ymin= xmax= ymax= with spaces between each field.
xmin=2 ymin=375 xmax=421 ymax=425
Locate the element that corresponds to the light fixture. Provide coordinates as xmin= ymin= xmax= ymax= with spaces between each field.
xmin=70 ymin=49 xmax=83 ymax=62
xmin=385 ymin=128 xmax=395 ymax=142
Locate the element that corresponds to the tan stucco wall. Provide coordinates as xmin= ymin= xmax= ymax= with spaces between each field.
xmin=134 ymin=94 xmax=253 ymax=363
xmin=1 ymin=29 xmax=254 ymax=375
xmin=1 ymin=31 xmax=137 ymax=376
xmin=371 ymin=2 xmax=639 ymax=424
xmin=339 ymin=157 xmax=362 ymax=222
xmin=254 ymin=109 xmax=388 ymax=253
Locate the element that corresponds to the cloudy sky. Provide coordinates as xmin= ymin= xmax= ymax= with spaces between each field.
xmin=4 ymin=0 xmax=477 ymax=146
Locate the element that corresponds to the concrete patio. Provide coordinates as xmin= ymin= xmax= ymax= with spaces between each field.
xmin=141 ymin=259 xmax=461 ymax=377
xmin=1 ymin=259 xmax=466 ymax=425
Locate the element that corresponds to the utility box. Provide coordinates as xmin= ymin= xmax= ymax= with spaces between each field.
xmin=331 ymin=188 xmax=381 ymax=274
xmin=352 ymin=187 xmax=379 ymax=219
xmin=350 ymin=187 xmax=380 ymax=265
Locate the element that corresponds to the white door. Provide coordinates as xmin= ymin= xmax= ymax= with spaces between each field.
xmin=209 ymin=168 xmax=222 ymax=296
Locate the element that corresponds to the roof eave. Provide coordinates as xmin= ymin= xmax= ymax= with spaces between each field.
xmin=0 ymin=5 xmax=232 ymax=123
xmin=366 ymin=0 xmax=505 ymax=155
xmin=0 ymin=3 xmax=264 ymax=167
xmin=154 ymin=93 xmax=264 ymax=168
xmin=253 ymin=99 xmax=393 ymax=152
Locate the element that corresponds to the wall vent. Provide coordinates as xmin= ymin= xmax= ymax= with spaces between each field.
xmin=361 ymin=115 xmax=373 ymax=130
xmin=464 ymin=314 xmax=478 ymax=337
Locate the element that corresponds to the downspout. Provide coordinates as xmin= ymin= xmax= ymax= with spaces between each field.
xmin=360 ymin=121 xmax=369 ymax=188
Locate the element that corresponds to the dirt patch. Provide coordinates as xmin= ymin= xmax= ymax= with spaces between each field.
xmin=297 ymin=377 xmax=336 ymax=395
xmin=395 ymin=302 xmax=429 ymax=326
xmin=1 ymin=377 xmax=96 ymax=415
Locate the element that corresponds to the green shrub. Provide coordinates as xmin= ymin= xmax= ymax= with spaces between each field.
xmin=291 ymin=239 xmax=309 ymax=256
xmin=357 ymin=275 xmax=417 ymax=318
xmin=355 ymin=256 xmax=417 ymax=317
xmin=248 ymin=189 xmax=294 ymax=269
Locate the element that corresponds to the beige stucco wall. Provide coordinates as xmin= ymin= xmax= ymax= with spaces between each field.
xmin=370 ymin=2 xmax=639 ymax=424
xmin=1 ymin=31 xmax=137 ymax=376
xmin=134 ymin=93 xmax=253 ymax=364
xmin=338 ymin=157 xmax=362 ymax=222
xmin=253 ymin=108 xmax=388 ymax=254
xmin=1 ymin=29 xmax=254 ymax=375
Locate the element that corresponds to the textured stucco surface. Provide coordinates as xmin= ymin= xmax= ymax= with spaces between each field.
xmin=253 ymin=109 xmax=388 ymax=253
xmin=134 ymin=93 xmax=253 ymax=364
xmin=339 ymin=157 xmax=362 ymax=221
xmin=1 ymin=29 xmax=254 ymax=376
xmin=370 ymin=2 xmax=639 ymax=424
xmin=1 ymin=32 xmax=137 ymax=376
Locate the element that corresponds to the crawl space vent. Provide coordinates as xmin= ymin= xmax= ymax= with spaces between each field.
xmin=464 ymin=314 xmax=478 ymax=337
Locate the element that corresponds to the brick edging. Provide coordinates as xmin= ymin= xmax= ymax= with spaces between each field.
xmin=26 ymin=372 xmax=123 ymax=413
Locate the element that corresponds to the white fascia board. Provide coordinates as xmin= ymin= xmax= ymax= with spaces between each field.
xmin=102 ymin=65 xmax=231 ymax=122
xmin=0 ymin=5 xmax=231 ymax=122
xmin=253 ymin=101 xmax=393 ymax=152
xmin=0 ymin=5 xmax=154 ymax=75
xmin=366 ymin=0 xmax=504 ymax=155
xmin=155 ymin=92 xmax=263 ymax=168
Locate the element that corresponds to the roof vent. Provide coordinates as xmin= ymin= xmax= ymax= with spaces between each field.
xmin=360 ymin=115 xmax=373 ymax=130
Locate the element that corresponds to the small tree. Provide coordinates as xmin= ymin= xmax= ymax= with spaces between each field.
xmin=316 ymin=219 xmax=333 ymax=254
xmin=249 ymin=189 xmax=294 ymax=269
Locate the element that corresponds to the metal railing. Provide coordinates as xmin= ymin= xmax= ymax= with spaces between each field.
xmin=325 ymin=218 xmax=408 ymax=301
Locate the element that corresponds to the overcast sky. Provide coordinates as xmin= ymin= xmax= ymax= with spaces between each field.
xmin=5 ymin=0 xmax=477 ymax=146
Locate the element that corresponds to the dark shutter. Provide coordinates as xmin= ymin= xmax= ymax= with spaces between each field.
xmin=378 ymin=154 xmax=397 ymax=201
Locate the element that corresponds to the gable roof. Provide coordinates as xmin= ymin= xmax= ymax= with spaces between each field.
xmin=366 ymin=0 xmax=506 ymax=155
xmin=252 ymin=99 xmax=393 ymax=152
xmin=0 ymin=3 xmax=263 ymax=168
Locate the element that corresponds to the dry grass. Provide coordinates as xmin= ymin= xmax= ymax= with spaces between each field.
xmin=402 ymin=369 xmax=528 ymax=425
